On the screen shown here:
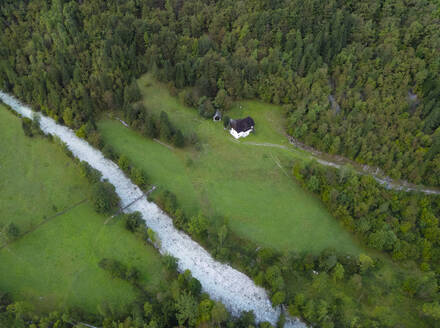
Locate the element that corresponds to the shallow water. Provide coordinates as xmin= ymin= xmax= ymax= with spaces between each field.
xmin=0 ymin=91 xmax=306 ymax=328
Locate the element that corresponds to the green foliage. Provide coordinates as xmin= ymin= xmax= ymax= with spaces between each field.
xmin=173 ymin=129 xmax=185 ymax=148
xmin=271 ymin=291 xmax=285 ymax=307
xmin=130 ymin=166 xmax=148 ymax=189
xmin=90 ymin=181 xmax=120 ymax=215
xmin=98 ymin=258 xmax=141 ymax=284
xmin=118 ymin=155 xmax=131 ymax=174
xmin=295 ymin=160 xmax=440 ymax=272
xmin=124 ymin=212 xmax=145 ymax=233
xmin=422 ymin=302 xmax=440 ymax=320
xmin=79 ymin=161 xmax=102 ymax=184
xmin=3 ymin=223 xmax=19 ymax=242
xmin=187 ymin=213 xmax=208 ymax=237
xmin=358 ymin=254 xmax=374 ymax=274
xmin=0 ymin=109 xmax=165 ymax=320
xmin=21 ymin=118 xmax=34 ymax=137
xmin=175 ymin=292 xmax=198 ymax=327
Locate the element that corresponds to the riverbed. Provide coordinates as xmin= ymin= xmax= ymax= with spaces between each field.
xmin=0 ymin=91 xmax=306 ymax=328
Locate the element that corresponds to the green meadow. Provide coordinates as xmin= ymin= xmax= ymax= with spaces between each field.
xmin=0 ymin=106 xmax=164 ymax=313
xmin=98 ymin=74 xmax=361 ymax=254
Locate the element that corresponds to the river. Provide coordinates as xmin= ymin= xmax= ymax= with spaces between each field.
xmin=0 ymin=91 xmax=306 ymax=328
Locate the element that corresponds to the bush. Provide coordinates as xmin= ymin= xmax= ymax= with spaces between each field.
xmin=174 ymin=129 xmax=185 ymax=148
xmin=4 ymin=223 xmax=20 ymax=242
xmin=124 ymin=212 xmax=145 ymax=232
xmin=90 ymin=181 xmax=120 ymax=215
xmin=79 ymin=161 xmax=102 ymax=184
xmin=130 ymin=167 xmax=148 ymax=189
xmin=21 ymin=118 xmax=33 ymax=137
xmin=99 ymin=258 xmax=126 ymax=279
xmin=102 ymin=144 xmax=117 ymax=160
xmin=223 ymin=115 xmax=230 ymax=128
xmin=98 ymin=258 xmax=139 ymax=283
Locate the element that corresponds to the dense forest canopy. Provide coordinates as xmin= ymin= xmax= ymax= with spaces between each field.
xmin=1 ymin=0 xmax=440 ymax=186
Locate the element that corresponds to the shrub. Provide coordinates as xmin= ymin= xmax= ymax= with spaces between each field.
xmin=124 ymin=212 xmax=145 ymax=232
xmin=79 ymin=161 xmax=102 ymax=184
xmin=4 ymin=223 xmax=20 ymax=242
xmin=174 ymin=129 xmax=184 ymax=148
xmin=90 ymin=181 xmax=120 ymax=215
xmin=99 ymin=258 xmax=126 ymax=279
xmin=21 ymin=118 xmax=33 ymax=137
xmin=102 ymin=144 xmax=117 ymax=160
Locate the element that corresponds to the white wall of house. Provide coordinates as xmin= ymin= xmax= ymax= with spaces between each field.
xmin=230 ymin=128 xmax=252 ymax=139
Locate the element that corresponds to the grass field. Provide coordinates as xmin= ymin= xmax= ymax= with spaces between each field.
xmin=98 ymin=74 xmax=362 ymax=254
xmin=0 ymin=106 xmax=164 ymax=314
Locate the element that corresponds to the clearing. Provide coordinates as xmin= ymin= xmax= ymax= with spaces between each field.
xmin=98 ymin=74 xmax=361 ymax=254
xmin=0 ymin=106 xmax=164 ymax=314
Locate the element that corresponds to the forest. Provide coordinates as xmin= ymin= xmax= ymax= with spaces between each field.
xmin=1 ymin=0 xmax=440 ymax=327
xmin=1 ymin=0 xmax=439 ymax=186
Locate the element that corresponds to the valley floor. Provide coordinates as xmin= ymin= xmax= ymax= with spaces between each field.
xmin=0 ymin=106 xmax=165 ymax=314
xmin=98 ymin=74 xmax=362 ymax=255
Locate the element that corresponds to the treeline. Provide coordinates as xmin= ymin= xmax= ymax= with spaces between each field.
xmin=292 ymin=160 xmax=440 ymax=273
xmin=0 ymin=255 xmax=260 ymax=328
xmin=124 ymin=100 xmax=186 ymax=148
xmin=150 ymin=185 xmax=439 ymax=327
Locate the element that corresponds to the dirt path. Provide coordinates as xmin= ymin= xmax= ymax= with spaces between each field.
xmin=287 ymin=136 xmax=440 ymax=195
xmin=238 ymin=138 xmax=440 ymax=195
xmin=0 ymin=199 xmax=87 ymax=250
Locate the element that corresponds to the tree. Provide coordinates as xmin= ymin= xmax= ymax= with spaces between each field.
xmin=118 ymin=155 xmax=130 ymax=173
xmin=143 ymin=301 xmax=153 ymax=320
xmin=223 ymin=115 xmax=230 ymax=128
xmin=188 ymin=213 xmax=208 ymax=237
xmin=159 ymin=111 xmax=173 ymax=141
xmin=175 ymin=292 xmax=198 ymax=327
xmin=79 ymin=161 xmax=102 ymax=184
xmin=422 ymin=302 xmax=440 ymax=320
xmin=124 ymin=81 xmax=142 ymax=105
xmin=124 ymin=212 xmax=144 ymax=232
xmin=211 ymin=301 xmax=228 ymax=326
xmin=359 ymin=254 xmax=374 ymax=274
xmin=131 ymin=167 xmax=148 ymax=188
xmin=198 ymin=98 xmax=215 ymax=118
xmin=21 ymin=118 xmax=33 ymax=137
xmin=90 ymin=181 xmax=120 ymax=215
xmin=198 ymin=299 xmax=214 ymax=323
xmin=218 ymin=225 xmax=228 ymax=247
xmin=173 ymin=129 xmax=184 ymax=148
xmin=303 ymin=299 xmax=315 ymax=322
xmin=214 ymin=89 xmax=231 ymax=111
xmin=4 ymin=223 xmax=20 ymax=242
xmin=271 ymin=291 xmax=285 ymax=306
xmin=331 ymin=263 xmax=344 ymax=282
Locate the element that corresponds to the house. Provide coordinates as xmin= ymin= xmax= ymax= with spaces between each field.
xmin=229 ymin=116 xmax=255 ymax=139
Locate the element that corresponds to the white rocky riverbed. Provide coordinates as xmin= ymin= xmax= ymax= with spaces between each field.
xmin=0 ymin=91 xmax=306 ymax=328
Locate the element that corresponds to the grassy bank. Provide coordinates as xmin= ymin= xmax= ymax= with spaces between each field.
xmin=95 ymin=76 xmax=437 ymax=327
xmin=98 ymin=74 xmax=361 ymax=254
xmin=0 ymin=107 xmax=164 ymax=313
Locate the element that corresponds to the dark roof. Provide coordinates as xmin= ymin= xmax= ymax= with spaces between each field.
xmin=230 ymin=116 xmax=255 ymax=133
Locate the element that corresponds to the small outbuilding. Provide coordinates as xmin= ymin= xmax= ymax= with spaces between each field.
xmin=229 ymin=116 xmax=255 ymax=139
xmin=213 ymin=109 xmax=222 ymax=122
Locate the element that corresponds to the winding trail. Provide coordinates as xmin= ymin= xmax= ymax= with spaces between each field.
xmin=0 ymin=91 xmax=306 ymax=328
xmin=237 ymin=139 xmax=440 ymax=195
xmin=286 ymin=136 xmax=440 ymax=195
